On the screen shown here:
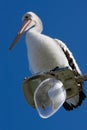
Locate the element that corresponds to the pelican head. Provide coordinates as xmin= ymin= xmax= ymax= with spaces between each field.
xmin=9 ymin=12 xmax=43 ymax=50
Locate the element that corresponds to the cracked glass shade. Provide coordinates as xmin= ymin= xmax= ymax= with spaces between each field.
xmin=34 ymin=78 xmax=66 ymax=118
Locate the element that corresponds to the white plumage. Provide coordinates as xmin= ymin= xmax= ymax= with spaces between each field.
xmin=26 ymin=31 xmax=69 ymax=73
xmin=9 ymin=12 xmax=86 ymax=110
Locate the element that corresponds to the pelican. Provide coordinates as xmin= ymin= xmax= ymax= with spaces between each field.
xmin=9 ymin=12 xmax=86 ymax=110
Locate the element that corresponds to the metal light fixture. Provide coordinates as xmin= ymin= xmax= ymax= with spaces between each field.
xmin=22 ymin=67 xmax=87 ymax=118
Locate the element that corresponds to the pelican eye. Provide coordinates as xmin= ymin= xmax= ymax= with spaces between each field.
xmin=24 ymin=15 xmax=29 ymax=20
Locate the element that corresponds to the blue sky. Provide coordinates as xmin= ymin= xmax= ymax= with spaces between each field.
xmin=1 ymin=0 xmax=87 ymax=130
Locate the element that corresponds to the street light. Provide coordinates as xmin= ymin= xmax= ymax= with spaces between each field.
xmin=22 ymin=67 xmax=87 ymax=118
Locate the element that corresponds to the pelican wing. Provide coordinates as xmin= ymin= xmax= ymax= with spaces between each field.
xmin=54 ymin=39 xmax=86 ymax=110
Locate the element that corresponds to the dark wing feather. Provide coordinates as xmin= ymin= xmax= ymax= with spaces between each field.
xmin=55 ymin=39 xmax=86 ymax=110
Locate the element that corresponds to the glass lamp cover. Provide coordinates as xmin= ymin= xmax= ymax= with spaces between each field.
xmin=34 ymin=78 xmax=66 ymax=118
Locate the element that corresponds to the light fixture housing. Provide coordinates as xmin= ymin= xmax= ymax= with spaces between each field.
xmin=22 ymin=67 xmax=86 ymax=118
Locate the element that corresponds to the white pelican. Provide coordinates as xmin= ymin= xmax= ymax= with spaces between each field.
xmin=9 ymin=12 xmax=86 ymax=110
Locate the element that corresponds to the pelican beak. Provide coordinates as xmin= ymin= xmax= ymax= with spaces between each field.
xmin=9 ymin=19 xmax=34 ymax=50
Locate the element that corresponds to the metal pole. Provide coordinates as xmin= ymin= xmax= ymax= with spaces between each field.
xmin=76 ymin=75 xmax=87 ymax=83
